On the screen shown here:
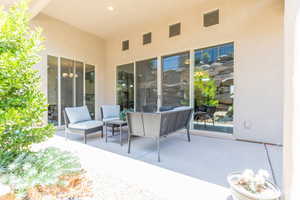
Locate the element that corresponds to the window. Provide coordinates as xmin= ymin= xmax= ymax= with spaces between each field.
xmin=85 ymin=64 xmax=95 ymax=119
xmin=122 ymin=40 xmax=129 ymax=51
xmin=194 ymin=43 xmax=234 ymax=134
xmin=60 ymin=58 xmax=75 ymax=125
xmin=47 ymin=56 xmax=96 ymax=126
xmin=117 ymin=63 xmax=134 ymax=110
xmin=143 ymin=32 xmax=152 ymax=45
xmin=136 ymin=58 xmax=157 ymax=112
xmin=75 ymin=61 xmax=84 ymax=106
xmin=47 ymin=56 xmax=58 ymax=125
xmin=203 ymin=9 xmax=219 ymax=27
xmin=162 ymin=52 xmax=190 ymax=106
xmin=169 ymin=23 xmax=181 ymax=37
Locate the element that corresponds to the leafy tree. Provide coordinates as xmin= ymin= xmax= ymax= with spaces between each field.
xmin=0 ymin=0 xmax=54 ymax=155
xmin=194 ymin=69 xmax=218 ymax=107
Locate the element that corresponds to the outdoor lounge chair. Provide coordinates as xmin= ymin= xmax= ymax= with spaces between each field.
xmin=126 ymin=107 xmax=193 ymax=162
xmin=64 ymin=106 xmax=103 ymax=144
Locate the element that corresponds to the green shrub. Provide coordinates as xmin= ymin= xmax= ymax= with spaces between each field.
xmin=194 ymin=70 xmax=219 ymax=107
xmin=0 ymin=147 xmax=82 ymax=198
xmin=0 ymin=0 xmax=54 ymax=154
xmin=120 ymin=108 xmax=134 ymax=121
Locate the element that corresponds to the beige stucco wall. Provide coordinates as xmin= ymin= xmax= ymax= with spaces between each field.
xmin=104 ymin=0 xmax=284 ymax=144
xmin=31 ymin=13 xmax=106 ymax=120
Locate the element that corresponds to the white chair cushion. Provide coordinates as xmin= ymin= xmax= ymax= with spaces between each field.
xmin=65 ymin=106 xmax=91 ymax=124
xmin=102 ymin=117 xmax=120 ymax=122
xmin=101 ymin=105 xmax=120 ymax=119
xmin=68 ymin=120 xmax=103 ymax=130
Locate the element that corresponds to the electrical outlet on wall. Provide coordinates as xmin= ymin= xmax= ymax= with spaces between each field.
xmin=243 ymin=121 xmax=252 ymax=129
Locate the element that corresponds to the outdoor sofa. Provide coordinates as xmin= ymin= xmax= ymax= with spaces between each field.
xmin=64 ymin=106 xmax=103 ymax=144
xmin=126 ymin=107 xmax=193 ymax=162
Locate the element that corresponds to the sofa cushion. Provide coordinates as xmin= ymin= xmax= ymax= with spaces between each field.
xmin=159 ymin=106 xmax=175 ymax=112
xmin=101 ymin=105 xmax=120 ymax=119
xmin=69 ymin=120 xmax=103 ymax=130
xmin=173 ymin=106 xmax=192 ymax=111
xmin=65 ymin=106 xmax=91 ymax=124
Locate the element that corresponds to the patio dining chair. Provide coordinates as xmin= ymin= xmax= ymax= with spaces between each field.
xmin=100 ymin=105 xmax=121 ymax=136
xmin=194 ymin=105 xmax=216 ymax=127
xmin=64 ymin=106 xmax=103 ymax=144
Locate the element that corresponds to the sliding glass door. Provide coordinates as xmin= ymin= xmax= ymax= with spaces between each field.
xmin=75 ymin=61 xmax=84 ymax=107
xmin=136 ymin=58 xmax=157 ymax=112
xmin=85 ymin=64 xmax=95 ymax=119
xmin=194 ymin=43 xmax=234 ymax=134
xmin=162 ymin=52 xmax=190 ymax=107
xmin=113 ymin=43 xmax=234 ymax=135
xmin=47 ymin=56 xmax=95 ymax=126
xmin=116 ymin=63 xmax=134 ymax=110
xmin=60 ymin=58 xmax=75 ymax=125
xmin=47 ymin=56 xmax=59 ymax=125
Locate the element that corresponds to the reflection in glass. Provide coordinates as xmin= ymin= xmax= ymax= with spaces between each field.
xmin=61 ymin=58 xmax=75 ymax=125
xmin=75 ymin=61 xmax=84 ymax=106
xmin=194 ymin=43 xmax=234 ymax=134
xmin=162 ymin=52 xmax=190 ymax=107
xmin=85 ymin=64 xmax=95 ymax=119
xmin=117 ymin=63 xmax=134 ymax=110
xmin=136 ymin=58 xmax=157 ymax=112
xmin=47 ymin=56 xmax=58 ymax=125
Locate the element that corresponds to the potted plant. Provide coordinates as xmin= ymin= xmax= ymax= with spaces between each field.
xmin=119 ymin=108 xmax=134 ymax=121
xmin=227 ymin=169 xmax=281 ymax=200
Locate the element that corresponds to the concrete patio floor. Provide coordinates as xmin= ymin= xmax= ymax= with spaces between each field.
xmin=57 ymin=128 xmax=283 ymax=189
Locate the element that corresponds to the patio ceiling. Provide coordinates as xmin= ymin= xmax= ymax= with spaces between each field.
xmin=0 ymin=0 xmax=51 ymax=19
xmin=41 ymin=0 xmax=207 ymax=39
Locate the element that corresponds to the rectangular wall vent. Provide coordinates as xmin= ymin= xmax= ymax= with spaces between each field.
xmin=143 ymin=32 xmax=152 ymax=45
xmin=169 ymin=23 xmax=181 ymax=37
xmin=203 ymin=9 xmax=219 ymax=27
xmin=122 ymin=40 xmax=129 ymax=51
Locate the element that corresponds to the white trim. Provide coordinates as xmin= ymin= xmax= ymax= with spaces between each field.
xmin=73 ymin=58 xmax=76 ymax=106
xmin=57 ymin=56 xmax=61 ymax=127
xmin=83 ymin=63 xmax=86 ymax=106
xmin=134 ymin=61 xmax=137 ymax=111
xmin=157 ymin=56 xmax=162 ymax=111
xmin=189 ymin=50 xmax=195 ymax=129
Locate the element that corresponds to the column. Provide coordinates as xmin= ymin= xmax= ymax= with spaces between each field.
xmin=284 ymin=0 xmax=300 ymax=199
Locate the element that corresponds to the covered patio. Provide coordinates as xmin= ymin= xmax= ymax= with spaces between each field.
xmin=17 ymin=0 xmax=300 ymax=198
xmin=3 ymin=0 xmax=300 ymax=198
xmin=56 ymin=129 xmax=283 ymax=190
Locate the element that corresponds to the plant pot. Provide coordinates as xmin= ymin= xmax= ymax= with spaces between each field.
xmin=227 ymin=173 xmax=281 ymax=200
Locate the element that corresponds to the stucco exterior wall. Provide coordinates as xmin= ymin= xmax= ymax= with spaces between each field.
xmin=104 ymin=0 xmax=284 ymax=144
xmin=31 ymin=13 xmax=106 ymax=120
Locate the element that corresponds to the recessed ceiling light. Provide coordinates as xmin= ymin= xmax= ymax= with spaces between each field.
xmin=107 ymin=6 xmax=114 ymax=11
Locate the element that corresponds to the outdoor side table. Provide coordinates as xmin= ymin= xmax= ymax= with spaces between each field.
xmin=105 ymin=120 xmax=127 ymax=146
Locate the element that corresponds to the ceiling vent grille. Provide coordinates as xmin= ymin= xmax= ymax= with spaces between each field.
xmin=122 ymin=40 xmax=129 ymax=51
xmin=143 ymin=32 xmax=152 ymax=45
xmin=203 ymin=9 xmax=219 ymax=27
xmin=169 ymin=23 xmax=181 ymax=37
